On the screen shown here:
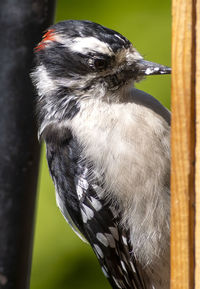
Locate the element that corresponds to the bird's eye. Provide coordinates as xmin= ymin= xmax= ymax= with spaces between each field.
xmin=93 ymin=58 xmax=107 ymax=70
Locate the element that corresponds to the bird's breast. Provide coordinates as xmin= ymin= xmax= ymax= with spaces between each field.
xmin=70 ymin=98 xmax=170 ymax=203
xmin=70 ymin=97 xmax=170 ymax=283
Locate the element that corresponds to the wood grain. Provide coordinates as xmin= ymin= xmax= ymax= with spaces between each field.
xmin=195 ymin=0 xmax=200 ymax=287
xmin=171 ymin=0 xmax=196 ymax=289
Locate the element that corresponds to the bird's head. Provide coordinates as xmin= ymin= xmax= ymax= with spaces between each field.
xmin=31 ymin=20 xmax=170 ymax=136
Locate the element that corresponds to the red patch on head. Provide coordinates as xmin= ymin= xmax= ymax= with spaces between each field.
xmin=35 ymin=29 xmax=55 ymax=52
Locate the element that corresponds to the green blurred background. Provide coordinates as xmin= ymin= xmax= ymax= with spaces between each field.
xmin=30 ymin=1 xmax=171 ymax=288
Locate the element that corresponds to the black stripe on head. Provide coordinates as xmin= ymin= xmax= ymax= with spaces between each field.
xmin=35 ymin=43 xmax=116 ymax=79
xmin=36 ymin=44 xmax=94 ymax=77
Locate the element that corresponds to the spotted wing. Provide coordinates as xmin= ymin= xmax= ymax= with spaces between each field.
xmin=46 ymin=135 xmax=147 ymax=289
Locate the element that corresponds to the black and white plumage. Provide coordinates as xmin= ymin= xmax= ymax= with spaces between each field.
xmin=31 ymin=20 xmax=171 ymax=289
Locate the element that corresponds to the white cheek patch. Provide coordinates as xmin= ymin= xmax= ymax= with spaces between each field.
xmin=31 ymin=64 xmax=58 ymax=97
xmin=68 ymin=37 xmax=113 ymax=56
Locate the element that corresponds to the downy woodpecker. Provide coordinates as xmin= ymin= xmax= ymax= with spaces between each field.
xmin=31 ymin=20 xmax=171 ymax=289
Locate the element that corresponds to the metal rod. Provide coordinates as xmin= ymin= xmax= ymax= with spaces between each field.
xmin=0 ymin=1 xmax=56 ymax=288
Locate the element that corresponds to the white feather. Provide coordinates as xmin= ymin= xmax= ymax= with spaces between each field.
xmin=55 ymin=187 xmax=88 ymax=243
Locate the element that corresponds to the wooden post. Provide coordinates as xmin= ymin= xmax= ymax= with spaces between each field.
xmin=171 ymin=0 xmax=199 ymax=288
xmin=195 ymin=0 xmax=200 ymax=287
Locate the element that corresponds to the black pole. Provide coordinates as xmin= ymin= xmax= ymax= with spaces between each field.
xmin=0 ymin=1 xmax=56 ymax=288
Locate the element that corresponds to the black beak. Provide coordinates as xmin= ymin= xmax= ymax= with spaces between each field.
xmin=136 ymin=59 xmax=171 ymax=76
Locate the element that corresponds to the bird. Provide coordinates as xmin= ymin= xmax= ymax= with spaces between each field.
xmin=31 ymin=20 xmax=171 ymax=289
